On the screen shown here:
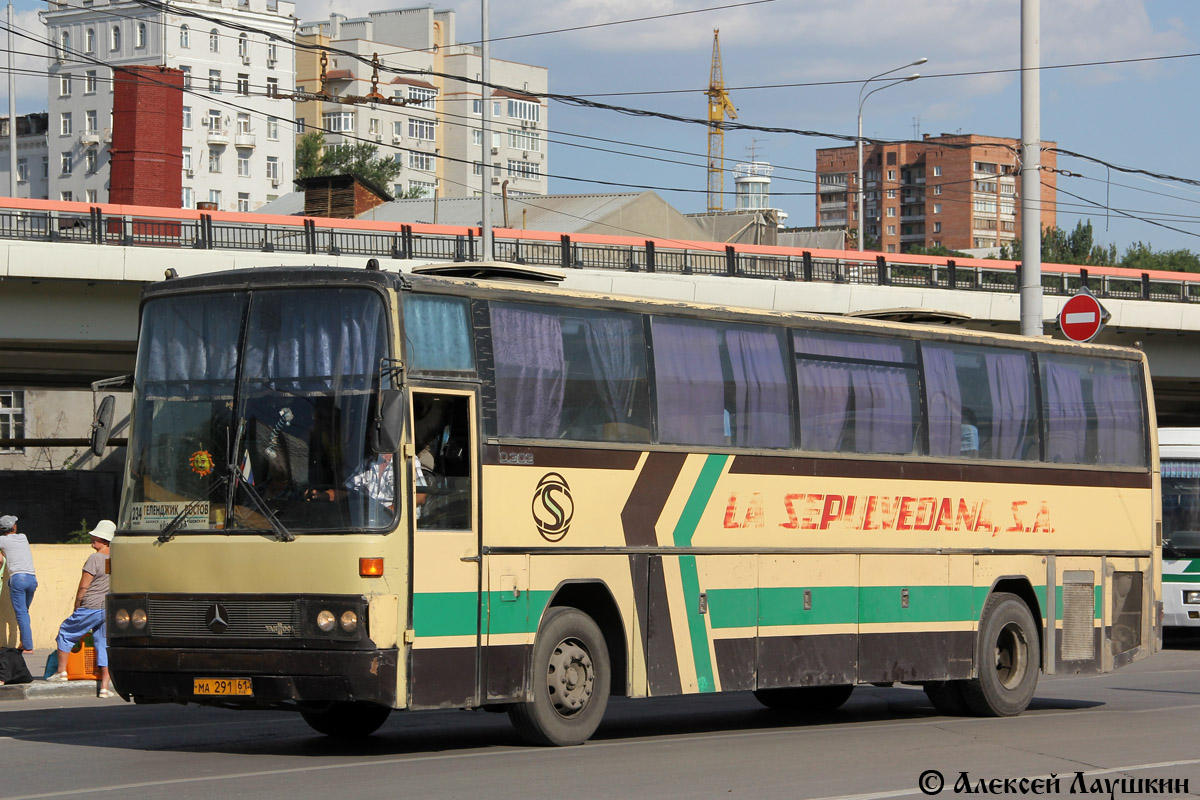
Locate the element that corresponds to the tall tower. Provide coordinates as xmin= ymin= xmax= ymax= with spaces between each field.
xmin=705 ymin=29 xmax=736 ymax=212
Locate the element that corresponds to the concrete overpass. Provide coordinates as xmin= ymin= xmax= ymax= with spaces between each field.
xmin=2 ymin=198 xmax=1200 ymax=427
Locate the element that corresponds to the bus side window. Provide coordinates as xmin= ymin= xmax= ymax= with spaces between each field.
xmin=415 ymin=394 xmax=472 ymax=530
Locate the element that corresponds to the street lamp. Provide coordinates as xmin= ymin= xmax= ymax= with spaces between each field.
xmin=856 ymin=58 xmax=926 ymax=252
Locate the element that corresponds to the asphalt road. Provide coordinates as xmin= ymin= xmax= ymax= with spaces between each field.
xmin=2 ymin=634 xmax=1199 ymax=800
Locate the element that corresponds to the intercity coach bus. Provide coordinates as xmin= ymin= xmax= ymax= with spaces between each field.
xmin=103 ymin=262 xmax=1161 ymax=745
xmin=1159 ymin=428 xmax=1200 ymax=628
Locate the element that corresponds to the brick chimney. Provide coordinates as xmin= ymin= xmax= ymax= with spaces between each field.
xmin=108 ymin=66 xmax=183 ymax=208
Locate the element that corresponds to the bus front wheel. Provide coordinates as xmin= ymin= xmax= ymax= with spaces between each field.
xmin=963 ymin=592 xmax=1040 ymax=717
xmin=509 ymin=607 xmax=611 ymax=746
xmin=300 ymin=701 xmax=391 ymax=738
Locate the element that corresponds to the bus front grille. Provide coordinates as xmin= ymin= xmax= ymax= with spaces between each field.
xmin=146 ymin=598 xmax=301 ymax=639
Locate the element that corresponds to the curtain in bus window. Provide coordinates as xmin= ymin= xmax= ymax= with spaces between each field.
xmin=583 ymin=314 xmax=647 ymax=438
xmin=852 ymin=346 xmax=914 ymax=454
xmin=1092 ymin=362 xmax=1144 ymax=466
xmin=142 ymin=293 xmax=242 ymax=399
xmin=405 ymin=295 xmax=475 ymax=372
xmin=492 ymin=304 xmax=565 ymax=438
xmin=984 ymin=352 xmax=1033 ymax=460
xmin=653 ymin=319 xmax=725 ymax=446
xmin=923 ymin=346 xmax=962 ymax=457
xmin=242 ymin=290 xmax=387 ymax=393
xmin=725 ymin=327 xmax=790 ymax=448
xmin=1043 ymin=360 xmax=1086 ymax=463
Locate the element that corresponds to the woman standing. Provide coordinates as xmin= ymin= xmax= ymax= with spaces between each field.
xmin=0 ymin=514 xmax=38 ymax=653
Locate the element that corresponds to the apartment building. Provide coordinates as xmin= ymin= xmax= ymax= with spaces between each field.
xmin=296 ymin=7 xmax=548 ymax=200
xmin=0 ymin=114 xmax=50 ymax=200
xmin=42 ymin=0 xmax=297 ymax=211
xmin=815 ymin=133 xmax=1057 ymax=254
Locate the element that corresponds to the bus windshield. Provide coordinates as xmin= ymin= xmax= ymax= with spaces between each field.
xmin=1162 ymin=459 xmax=1200 ymax=557
xmin=120 ymin=287 xmax=393 ymax=534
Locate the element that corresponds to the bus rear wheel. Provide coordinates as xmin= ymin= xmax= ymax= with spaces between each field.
xmin=963 ymin=592 xmax=1040 ymax=717
xmin=300 ymin=701 xmax=392 ymax=738
xmin=509 ymin=607 xmax=611 ymax=746
xmin=753 ymin=684 xmax=854 ymax=713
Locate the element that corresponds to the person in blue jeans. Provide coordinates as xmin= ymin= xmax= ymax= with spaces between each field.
xmin=0 ymin=515 xmax=38 ymax=653
xmin=46 ymin=520 xmax=114 ymax=697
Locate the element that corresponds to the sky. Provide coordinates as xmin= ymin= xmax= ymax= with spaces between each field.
xmin=6 ymin=0 xmax=1200 ymax=254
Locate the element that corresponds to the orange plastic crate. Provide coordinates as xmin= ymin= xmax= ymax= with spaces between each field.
xmin=65 ymin=633 xmax=98 ymax=681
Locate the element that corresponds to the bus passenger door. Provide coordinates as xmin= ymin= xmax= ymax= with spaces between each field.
xmin=407 ymin=388 xmax=481 ymax=709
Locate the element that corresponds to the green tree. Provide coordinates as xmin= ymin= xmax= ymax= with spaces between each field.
xmin=294 ymin=131 xmax=404 ymax=192
xmin=999 ymin=220 xmax=1117 ymax=266
xmin=906 ymin=243 xmax=970 ymax=258
xmin=1121 ymin=242 xmax=1200 ymax=273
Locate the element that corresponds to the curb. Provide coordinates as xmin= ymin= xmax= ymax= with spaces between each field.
xmin=0 ymin=680 xmax=108 ymax=702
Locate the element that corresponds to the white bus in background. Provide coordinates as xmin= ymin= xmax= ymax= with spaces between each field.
xmin=1160 ymin=428 xmax=1200 ymax=629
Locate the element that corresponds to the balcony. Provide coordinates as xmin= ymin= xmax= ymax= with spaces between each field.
xmin=207 ymin=129 xmax=229 ymax=146
xmin=80 ymin=131 xmax=100 ymax=147
xmin=102 ymin=128 xmax=112 ymax=143
xmin=235 ymin=133 xmax=256 ymax=148
xmin=821 ymin=201 xmax=847 ymax=211
xmin=818 ymin=182 xmax=846 ymax=193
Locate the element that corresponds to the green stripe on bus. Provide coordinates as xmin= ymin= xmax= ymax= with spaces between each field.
xmin=1183 ymin=560 xmax=1200 ymax=573
xmin=413 ymin=591 xmax=553 ymax=637
xmin=671 ymin=454 xmax=729 ymax=693
xmin=859 ymin=585 xmax=978 ymax=624
xmin=1163 ymin=573 xmax=1200 ymax=583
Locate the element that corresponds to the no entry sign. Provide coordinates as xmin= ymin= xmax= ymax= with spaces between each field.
xmin=1057 ymin=288 xmax=1109 ymax=343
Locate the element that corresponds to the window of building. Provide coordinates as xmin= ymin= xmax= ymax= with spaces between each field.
xmin=266 ymin=118 xmax=279 ymax=140
xmin=267 ymin=43 xmax=277 ymax=66
xmin=86 ymin=189 xmax=97 ymax=203
xmin=59 ymin=30 xmax=71 ymax=59
xmin=180 ymin=24 xmax=189 ymax=48
xmin=266 ymin=77 xmax=278 ymax=97
xmin=0 ymin=391 xmax=25 ymax=454
xmin=933 ymin=166 xmax=941 ymax=177
xmin=59 ymin=74 xmax=71 ymax=96
xmin=86 ymin=27 xmax=95 ymax=53
xmin=238 ymin=33 xmax=248 ymax=59
xmin=60 ymin=112 xmax=72 ymax=136
xmin=237 ymin=150 xmax=250 ymax=176
xmin=208 ymin=148 xmax=221 ymax=172
xmin=507 ymin=160 xmax=540 ymax=179
xmin=180 ymin=65 xmax=191 ymax=89
xmin=181 ymin=106 xmax=191 ymax=129
xmin=471 ymin=98 xmax=482 ymax=115
xmin=111 ymin=25 xmax=121 ymax=51
xmin=136 ymin=22 xmax=146 ymax=48
xmin=508 ymin=128 xmax=540 ymax=151
xmin=208 ymin=69 xmax=221 ymax=93
xmin=266 ymin=156 xmax=279 ymax=181
xmin=933 ymin=185 xmax=942 ymax=196
xmin=408 ymin=118 xmax=436 ymax=140
xmin=84 ymin=70 xmax=97 ymax=93
xmin=83 ymin=110 xmax=97 ymax=134
xmin=887 ymin=244 xmax=896 ymax=253
xmin=368 ymin=118 xmax=380 ymax=135
xmin=887 ymin=225 xmax=896 ymax=235
xmin=60 ymin=152 xmax=72 ymax=174
xmin=85 ymin=150 xmax=96 ymax=173
xmin=323 ymin=111 xmax=354 ymax=132
xmin=507 ymin=99 xmax=539 ymax=122
xmin=407 ymin=86 xmax=437 ymax=109
xmin=207 ymin=109 xmax=221 ymax=132
xmin=60 ymin=190 xmax=73 ymax=201
xmin=885 ymin=188 xmax=896 ymax=199
xmin=974 ymin=161 xmax=997 ymax=174
xmin=887 ymin=169 xmax=895 ymax=181
xmin=236 ymin=112 xmax=250 ymax=134
xmin=409 ymin=152 xmax=435 ymax=171
xmin=886 ymin=207 xmax=895 ymax=217
xmin=41 ymin=156 xmax=48 ymax=178
xmin=933 ymin=222 xmax=941 ymax=233
xmin=409 ymin=180 xmax=436 ymax=198
xmin=209 ymin=189 xmax=221 ymax=207
xmin=182 ymin=147 xmax=192 ymax=171
xmin=237 ymin=192 xmax=250 ymax=212
xmin=16 ymin=158 xmax=27 ymax=182
xmin=237 ymin=73 xmax=249 ymax=95
xmin=933 ymin=203 xmax=941 ymax=214
xmin=492 ymin=100 xmax=502 ymax=117
xmin=209 ymin=28 xmax=219 ymax=52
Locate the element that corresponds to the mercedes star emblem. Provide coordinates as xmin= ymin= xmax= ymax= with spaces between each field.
xmin=206 ymin=603 xmax=230 ymax=634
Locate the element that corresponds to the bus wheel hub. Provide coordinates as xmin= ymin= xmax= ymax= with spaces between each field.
xmin=548 ymin=638 xmax=593 ymax=714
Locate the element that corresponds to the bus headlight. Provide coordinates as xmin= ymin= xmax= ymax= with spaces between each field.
xmin=316 ymin=610 xmax=336 ymax=632
xmin=132 ymin=609 xmax=148 ymax=629
xmin=114 ymin=609 xmax=131 ymax=629
xmin=340 ymin=610 xmax=358 ymax=633
xmin=1184 ymin=591 xmax=1200 ymax=605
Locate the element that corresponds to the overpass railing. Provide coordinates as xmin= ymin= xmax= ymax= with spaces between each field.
xmin=2 ymin=197 xmax=1199 ymax=303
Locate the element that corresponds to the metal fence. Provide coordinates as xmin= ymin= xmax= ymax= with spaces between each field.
xmin=3 ymin=204 xmax=1200 ymax=304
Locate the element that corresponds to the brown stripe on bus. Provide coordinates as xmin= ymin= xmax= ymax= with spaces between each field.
xmin=409 ymin=648 xmax=477 ymax=710
xmin=728 ymin=454 xmax=1152 ymax=490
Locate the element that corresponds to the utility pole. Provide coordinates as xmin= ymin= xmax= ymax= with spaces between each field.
xmin=7 ymin=0 xmax=16 ymax=197
xmin=480 ymin=0 xmax=493 ymax=261
xmin=1019 ymin=0 xmax=1043 ymax=337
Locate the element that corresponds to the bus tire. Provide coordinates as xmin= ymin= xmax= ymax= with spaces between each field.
xmin=752 ymin=684 xmax=854 ymax=713
xmin=509 ymin=607 xmax=611 ymax=746
xmin=300 ymin=701 xmax=391 ymax=738
xmin=962 ymin=592 xmax=1040 ymax=717
xmin=923 ymin=680 xmax=970 ymax=715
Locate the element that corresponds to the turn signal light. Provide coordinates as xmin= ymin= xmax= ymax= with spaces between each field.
xmin=359 ymin=557 xmax=384 ymax=577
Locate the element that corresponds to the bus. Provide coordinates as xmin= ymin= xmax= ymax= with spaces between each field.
xmin=1159 ymin=428 xmax=1200 ymax=629
xmin=102 ymin=262 xmax=1161 ymax=745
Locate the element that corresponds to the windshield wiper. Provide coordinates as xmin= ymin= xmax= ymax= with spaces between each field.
xmin=233 ymin=467 xmax=295 ymax=543
xmin=157 ymin=477 xmax=227 ymax=543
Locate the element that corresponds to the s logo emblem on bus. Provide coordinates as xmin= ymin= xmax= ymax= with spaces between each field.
xmin=532 ymin=472 xmax=574 ymax=542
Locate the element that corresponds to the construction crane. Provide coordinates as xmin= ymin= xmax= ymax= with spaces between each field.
xmin=706 ymin=29 xmax=737 ymax=212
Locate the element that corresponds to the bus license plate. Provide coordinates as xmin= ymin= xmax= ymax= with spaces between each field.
xmin=193 ymin=678 xmax=252 ymax=696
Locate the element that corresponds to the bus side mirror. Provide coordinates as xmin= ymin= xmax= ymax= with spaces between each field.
xmin=371 ymin=390 xmax=405 ymax=454
xmin=90 ymin=395 xmax=115 ymax=457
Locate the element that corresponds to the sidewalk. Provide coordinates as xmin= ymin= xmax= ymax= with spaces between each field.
xmin=0 ymin=648 xmax=114 ymax=702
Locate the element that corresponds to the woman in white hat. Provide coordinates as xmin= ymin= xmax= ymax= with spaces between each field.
xmin=0 ymin=514 xmax=38 ymax=653
xmin=46 ymin=520 xmax=115 ymax=697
